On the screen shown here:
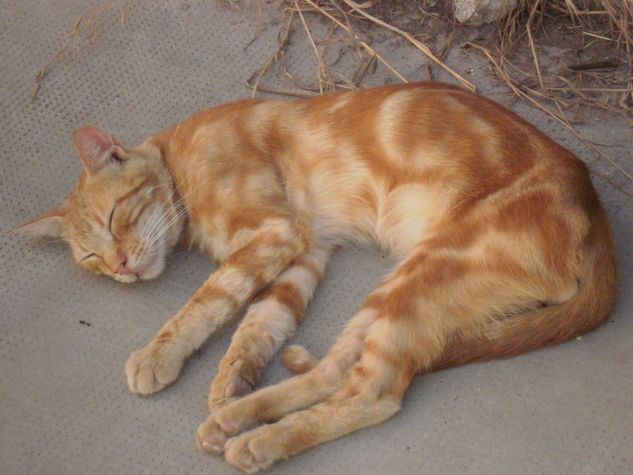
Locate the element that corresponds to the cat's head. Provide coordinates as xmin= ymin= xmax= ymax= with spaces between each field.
xmin=14 ymin=126 xmax=184 ymax=283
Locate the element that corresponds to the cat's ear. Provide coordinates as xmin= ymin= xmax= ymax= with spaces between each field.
xmin=12 ymin=203 xmax=69 ymax=238
xmin=72 ymin=125 xmax=123 ymax=174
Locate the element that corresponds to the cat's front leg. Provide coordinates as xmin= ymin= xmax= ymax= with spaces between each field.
xmin=209 ymin=246 xmax=330 ymax=410
xmin=126 ymin=217 xmax=308 ymax=395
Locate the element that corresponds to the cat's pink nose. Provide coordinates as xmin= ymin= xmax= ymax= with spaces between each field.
xmin=116 ymin=259 xmax=136 ymax=275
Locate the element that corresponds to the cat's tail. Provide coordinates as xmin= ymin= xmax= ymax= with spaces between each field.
xmin=428 ymin=203 xmax=617 ymax=372
xmin=282 ymin=344 xmax=319 ymax=374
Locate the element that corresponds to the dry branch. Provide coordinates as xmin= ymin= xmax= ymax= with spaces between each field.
xmin=31 ymin=0 xmax=127 ymax=103
xmin=300 ymin=0 xmax=409 ymax=83
xmin=339 ymin=0 xmax=476 ymax=91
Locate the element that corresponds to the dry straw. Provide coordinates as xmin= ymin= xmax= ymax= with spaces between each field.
xmin=31 ymin=0 xmax=128 ymax=103
xmin=31 ymin=0 xmax=632 ymax=195
xmin=480 ymin=0 xmax=633 ymax=195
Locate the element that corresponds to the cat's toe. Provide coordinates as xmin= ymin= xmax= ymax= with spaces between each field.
xmin=196 ymin=413 xmax=240 ymax=454
xmin=209 ymin=375 xmax=253 ymax=411
xmin=125 ymin=344 xmax=182 ymax=395
xmin=209 ymin=358 xmax=260 ymax=411
xmin=196 ymin=418 xmax=226 ymax=454
xmin=226 ymin=376 xmax=254 ymax=397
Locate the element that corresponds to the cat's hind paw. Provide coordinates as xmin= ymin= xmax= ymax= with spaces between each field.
xmin=224 ymin=431 xmax=279 ymax=474
xmin=125 ymin=343 xmax=183 ymax=395
xmin=196 ymin=416 xmax=230 ymax=455
xmin=197 ymin=409 xmax=249 ymax=455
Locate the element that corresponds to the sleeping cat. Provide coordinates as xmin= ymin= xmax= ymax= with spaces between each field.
xmin=16 ymin=82 xmax=616 ymax=473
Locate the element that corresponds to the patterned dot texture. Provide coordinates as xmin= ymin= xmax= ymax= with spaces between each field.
xmin=1 ymin=1 xmax=632 ymax=474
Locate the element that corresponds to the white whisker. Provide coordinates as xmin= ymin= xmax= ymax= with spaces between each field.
xmin=138 ymin=183 xmax=206 ymax=259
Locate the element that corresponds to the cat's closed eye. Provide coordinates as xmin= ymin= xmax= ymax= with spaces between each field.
xmin=108 ymin=203 xmax=119 ymax=239
xmin=81 ymin=253 xmax=99 ymax=262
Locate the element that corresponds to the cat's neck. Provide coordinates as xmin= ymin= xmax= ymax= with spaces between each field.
xmin=142 ymin=101 xmax=292 ymax=255
xmin=149 ymin=99 xmax=291 ymax=204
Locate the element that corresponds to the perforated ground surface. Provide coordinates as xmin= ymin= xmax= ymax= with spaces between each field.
xmin=2 ymin=1 xmax=632 ymax=474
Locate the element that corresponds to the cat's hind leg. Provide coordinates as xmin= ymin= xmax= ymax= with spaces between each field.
xmin=197 ymin=305 xmax=378 ymax=453
xmin=222 ymin=317 xmax=417 ymax=473
xmin=208 ymin=245 xmax=331 ymax=411
xmin=199 ymin=224 xmax=580 ymax=470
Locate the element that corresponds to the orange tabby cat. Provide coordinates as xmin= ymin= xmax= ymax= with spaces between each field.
xmin=16 ymin=82 xmax=616 ymax=473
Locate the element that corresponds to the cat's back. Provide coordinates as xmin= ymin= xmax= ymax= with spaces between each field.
xmin=273 ymin=83 xmax=603 ymax=252
xmin=281 ymin=83 xmax=595 ymax=208
xmin=288 ymin=82 xmax=582 ymax=179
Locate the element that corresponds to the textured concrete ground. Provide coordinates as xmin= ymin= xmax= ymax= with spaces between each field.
xmin=1 ymin=1 xmax=631 ymax=474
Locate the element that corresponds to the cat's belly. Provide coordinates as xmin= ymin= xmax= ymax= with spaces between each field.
xmin=375 ymin=183 xmax=451 ymax=258
xmin=305 ymin=177 xmax=452 ymax=257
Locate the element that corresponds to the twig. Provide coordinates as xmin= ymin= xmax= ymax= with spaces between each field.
xmin=295 ymin=0 xmax=329 ymax=94
xmin=31 ymin=0 xmax=127 ymax=103
xmin=351 ymin=55 xmax=377 ymax=87
xmin=339 ymin=0 xmax=476 ymax=91
xmin=244 ymin=83 xmax=318 ymax=98
xmin=549 ymin=4 xmax=608 ymax=16
xmin=248 ymin=10 xmax=295 ymax=98
xmin=525 ymin=0 xmax=544 ymax=89
xmin=581 ymin=31 xmax=617 ymax=42
xmin=301 ymin=0 xmax=408 ymax=83
xmin=467 ymin=41 xmax=633 ymax=198
xmin=544 ymin=86 xmax=631 ymax=93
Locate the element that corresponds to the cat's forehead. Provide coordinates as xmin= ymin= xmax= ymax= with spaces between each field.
xmin=66 ymin=191 xmax=110 ymax=233
xmin=66 ymin=173 xmax=129 ymax=223
xmin=69 ymin=177 xmax=119 ymax=215
xmin=68 ymin=164 xmax=159 ymax=224
xmin=78 ymin=160 xmax=154 ymax=194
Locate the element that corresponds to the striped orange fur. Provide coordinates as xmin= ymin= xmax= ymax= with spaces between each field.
xmin=16 ymin=82 xmax=616 ymax=473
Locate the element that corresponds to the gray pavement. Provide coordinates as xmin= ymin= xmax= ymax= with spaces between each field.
xmin=2 ymin=1 xmax=631 ymax=474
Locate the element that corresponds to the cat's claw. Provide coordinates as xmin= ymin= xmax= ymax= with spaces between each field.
xmin=125 ymin=343 xmax=183 ymax=395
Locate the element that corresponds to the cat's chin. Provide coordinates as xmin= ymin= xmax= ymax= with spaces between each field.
xmin=112 ymin=273 xmax=140 ymax=284
xmin=138 ymin=260 xmax=164 ymax=281
xmin=137 ymin=254 xmax=165 ymax=281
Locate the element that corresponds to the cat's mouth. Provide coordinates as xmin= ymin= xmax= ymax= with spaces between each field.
xmin=115 ymin=254 xmax=161 ymax=282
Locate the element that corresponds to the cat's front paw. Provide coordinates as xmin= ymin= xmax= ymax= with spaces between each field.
xmin=125 ymin=342 xmax=183 ymax=395
xmin=209 ymin=355 xmax=262 ymax=411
